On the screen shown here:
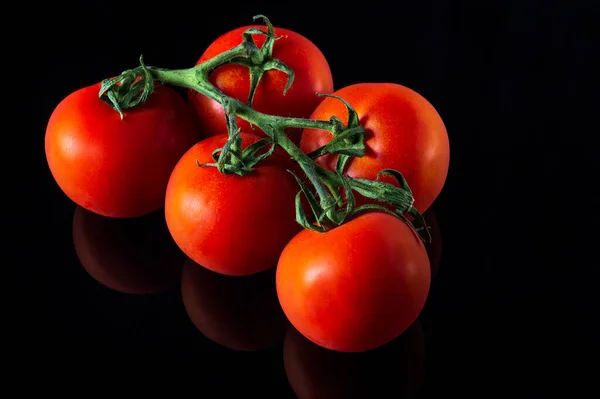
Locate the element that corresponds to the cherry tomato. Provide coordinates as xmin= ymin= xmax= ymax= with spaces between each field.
xmin=188 ymin=24 xmax=334 ymax=144
xmin=276 ymin=212 xmax=431 ymax=352
xmin=181 ymin=258 xmax=287 ymax=351
xmin=165 ymin=132 xmax=301 ymax=276
xmin=72 ymin=206 xmax=184 ymax=294
xmin=284 ymin=321 xmax=425 ymax=398
xmin=45 ymin=83 xmax=199 ymax=218
xmin=300 ymin=83 xmax=450 ymax=213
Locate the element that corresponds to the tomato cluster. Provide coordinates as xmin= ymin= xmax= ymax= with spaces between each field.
xmin=45 ymin=20 xmax=449 ymax=353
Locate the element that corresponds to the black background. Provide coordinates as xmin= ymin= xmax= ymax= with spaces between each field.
xmin=15 ymin=0 xmax=596 ymax=396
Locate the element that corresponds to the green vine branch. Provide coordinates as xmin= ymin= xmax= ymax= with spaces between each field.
xmin=97 ymin=15 xmax=431 ymax=241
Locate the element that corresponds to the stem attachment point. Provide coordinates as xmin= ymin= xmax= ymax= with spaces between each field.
xmin=229 ymin=15 xmax=295 ymax=107
xmin=99 ymin=55 xmax=158 ymax=119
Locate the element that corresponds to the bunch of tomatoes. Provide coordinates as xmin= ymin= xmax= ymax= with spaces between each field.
xmin=45 ymin=18 xmax=450 ymax=353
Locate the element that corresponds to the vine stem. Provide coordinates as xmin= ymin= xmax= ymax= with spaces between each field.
xmin=150 ymin=60 xmax=338 ymax=209
xmin=97 ymin=16 xmax=429 ymax=239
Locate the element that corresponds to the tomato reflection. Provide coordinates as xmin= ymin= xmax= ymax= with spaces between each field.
xmin=181 ymin=259 xmax=287 ymax=351
xmin=72 ymin=206 xmax=185 ymax=294
xmin=284 ymin=320 xmax=426 ymax=399
xmin=423 ymin=208 xmax=443 ymax=278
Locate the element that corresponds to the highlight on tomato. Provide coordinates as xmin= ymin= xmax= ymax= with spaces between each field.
xmin=165 ymin=132 xmax=302 ymax=276
xmin=283 ymin=320 xmax=426 ymax=398
xmin=45 ymin=83 xmax=200 ymax=218
xmin=72 ymin=206 xmax=185 ymax=294
xmin=181 ymin=258 xmax=287 ymax=351
xmin=276 ymin=212 xmax=431 ymax=352
xmin=188 ymin=20 xmax=334 ymax=144
xmin=300 ymin=82 xmax=450 ymax=213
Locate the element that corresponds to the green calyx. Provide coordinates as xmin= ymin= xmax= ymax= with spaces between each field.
xmin=196 ymin=132 xmax=276 ymax=176
xmin=304 ymin=93 xmax=366 ymax=175
xmin=98 ymin=55 xmax=157 ymax=119
xmin=95 ymin=15 xmax=431 ymax=242
xmin=231 ymin=14 xmax=295 ymax=107
xmin=197 ymin=98 xmax=277 ymax=176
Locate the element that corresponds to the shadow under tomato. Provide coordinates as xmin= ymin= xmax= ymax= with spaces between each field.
xmin=283 ymin=319 xmax=426 ymax=399
xmin=423 ymin=208 xmax=443 ymax=279
xmin=181 ymin=258 xmax=288 ymax=351
xmin=72 ymin=206 xmax=185 ymax=295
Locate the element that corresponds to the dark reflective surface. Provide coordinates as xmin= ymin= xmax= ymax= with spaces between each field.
xmin=284 ymin=321 xmax=426 ymax=399
xmin=182 ymin=259 xmax=288 ymax=351
xmin=72 ymin=206 xmax=184 ymax=294
xmin=60 ymin=202 xmax=436 ymax=396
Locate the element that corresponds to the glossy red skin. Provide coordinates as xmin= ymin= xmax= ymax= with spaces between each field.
xmin=72 ymin=206 xmax=184 ymax=294
xmin=300 ymin=83 xmax=450 ymax=213
xmin=45 ymin=83 xmax=200 ymax=218
xmin=165 ymin=132 xmax=301 ymax=276
xmin=188 ymin=25 xmax=334 ymax=144
xmin=181 ymin=258 xmax=287 ymax=351
xmin=276 ymin=212 xmax=431 ymax=352
xmin=283 ymin=321 xmax=425 ymax=398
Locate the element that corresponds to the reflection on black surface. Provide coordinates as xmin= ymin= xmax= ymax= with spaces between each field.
xmin=284 ymin=320 xmax=426 ymax=399
xmin=181 ymin=258 xmax=287 ymax=351
xmin=72 ymin=206 xmax=185 ymax=294
xmin=423 ymin=208 xmax=443 ymax=278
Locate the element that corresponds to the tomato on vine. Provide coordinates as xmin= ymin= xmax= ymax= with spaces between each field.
xmin=165 ymin=132 xmax=301 ymax=276
xmin=45 ymin=15 xmax=447 ymax=357
xmin=96 ymin=17 xmax=432 ymax=234
xmin=188 ymin=17 xmax=334 ymax=144
xmin=276 ymin=212 xmax=431 ymax=352
xmin=300 ymin=83 xmax=450 ymax=213
xmin=45 ymin=83 xmax=199 ymax=218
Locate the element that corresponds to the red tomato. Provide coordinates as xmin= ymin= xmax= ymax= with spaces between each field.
xmin=188 ymin=24 xmax=334 ymax=144
xmin=45 ymin=83 xmax=199 ymax=218
xmin=300 ymin=83 xmax=450 ymax=213
xmin=276 ymin=212 xmax=431 ymax=352
xmin=72 ymin=206 xmax=184 ymax=294
xmin=283 ymin=321 xmax=425 ymax=398
xmin=165 ymin=132 xmax=301 ymax=276
xmin=181 ymin=258 xmax=287 ymax=351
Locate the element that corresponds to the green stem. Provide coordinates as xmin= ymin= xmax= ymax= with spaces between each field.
xmin=150 ymin=66 xmax=336 ymax=207
xmin=150 ymin=68 xmax=333 ymax=131
xmin=200 ymin=43 xmax=248 ymax=72
xmin=96 ymin=16 xmax=428 ymax=238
